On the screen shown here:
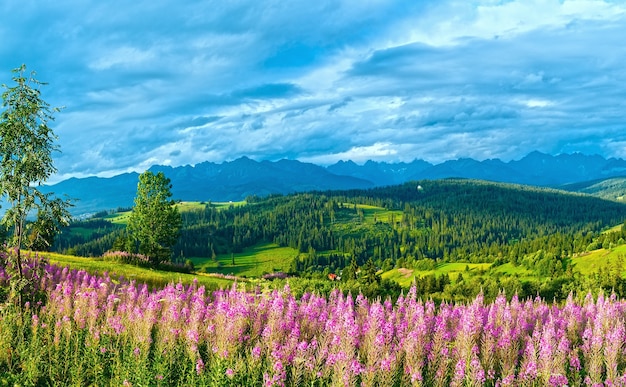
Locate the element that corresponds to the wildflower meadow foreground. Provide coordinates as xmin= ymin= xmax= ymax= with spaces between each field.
xmin=1 ymin=257 xmax=626 ymax=386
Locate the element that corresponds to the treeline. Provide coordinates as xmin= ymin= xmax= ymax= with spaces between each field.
xmin=55 ymin=180 xmax=626 ymax=277
xmin=53 ymin=219 xmax=124 ymax=257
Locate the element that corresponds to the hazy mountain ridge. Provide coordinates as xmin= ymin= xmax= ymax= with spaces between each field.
xmin=330 ymin=151 xmax=626 ymax=187
xmin=42 ymin=152 xmax=626 ymax=216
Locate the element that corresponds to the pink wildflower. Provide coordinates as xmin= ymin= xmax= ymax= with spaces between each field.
xmin=196 ymin=357 xmax=205 ymax=375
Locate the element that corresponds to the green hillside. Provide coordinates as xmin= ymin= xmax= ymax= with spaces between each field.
xmin=561 ymin=176 xmax=626 ymax=202
xmin=191 ymin=242 xmax=298 ymax=277
xmin=51 ymin=179 xmax=626 ymax=301
xmin=39 ymin=251 xmax=234 ymax=290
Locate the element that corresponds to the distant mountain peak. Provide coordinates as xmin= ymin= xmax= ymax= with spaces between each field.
xmin=42 ymin=152 xmax=626 ymax=216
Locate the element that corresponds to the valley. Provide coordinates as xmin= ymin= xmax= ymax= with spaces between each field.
xmin=7 ymin=173 xmax=626 ymax=386
xmin=51 ymin=178 xmax=626 ymax=302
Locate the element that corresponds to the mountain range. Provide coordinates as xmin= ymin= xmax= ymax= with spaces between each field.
xmin=41 ymin=151 xmax=626 ymax=216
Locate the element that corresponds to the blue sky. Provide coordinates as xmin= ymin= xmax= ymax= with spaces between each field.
xmin=2 ymin=0 xmax=626 ymax=182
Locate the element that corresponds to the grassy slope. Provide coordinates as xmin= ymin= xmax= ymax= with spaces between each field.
xmin=492 ymin=263 xmax=535 ymax=278
xmin=356 ymin=204 xmax=404 ymax=223
xmin=40 ymin=252 xmax=234 ymax=289
xmin=191 ymin=202 xmax=398 ymax=278
xmin=103 ymin=210 xmax=131 ymax=225
xmin=571 ymin=244 xmax=626 ymax=276
xmin=185 ymin=201 xmax=624 ymax=286
xmin=191 ymin=243 xmax=299 ymax=277
xmin=380 ymin=245 xmax=626 ymax=288
xmin=62 ymin=200 xmax=626 ymax=289
xmin=382 ymin=263 xmax=491 ymax=287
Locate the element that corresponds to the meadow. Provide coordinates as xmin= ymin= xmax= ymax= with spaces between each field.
xmin=190 ymin=243 xmax=298 ymax=278
xmin=382 ymin=263 xmax=491 ymax=287
xmin=571 ymin=244 xmax=626 ymax=276
xmin=2 ymin=253 xmax=626 ymax=386
xmin=41 ymin=251 xmax=234 ymax=290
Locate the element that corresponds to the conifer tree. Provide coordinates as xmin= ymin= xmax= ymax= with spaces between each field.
xmin=127 ymin=171 xmax=181 ymax=265
xmin=342 ymin=256 xmax=359 ymax=281
xmin=361 ymin=257 xmax=380 ymax=285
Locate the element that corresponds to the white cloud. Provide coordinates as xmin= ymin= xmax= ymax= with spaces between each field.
xmin=396 ymin=0 xmax=626 ymax=48
xmin=301 ymin=142 xmax=399 ymax=165
xmin=2 ymin=0 xmax=626 ymax=180
xmin=89 ymin=46 xmax=157 ymax=70
xmin=524 ymin=99 xmax=553 ymax=108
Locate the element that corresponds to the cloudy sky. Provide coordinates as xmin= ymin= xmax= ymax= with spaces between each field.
xmin=2 ymin=0 xmax=626 ymax=182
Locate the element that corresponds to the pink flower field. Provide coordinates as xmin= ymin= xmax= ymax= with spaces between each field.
xmin=1 ymin=257 xmax=626 ymax=386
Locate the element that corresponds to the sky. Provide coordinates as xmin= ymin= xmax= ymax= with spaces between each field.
xmin=1 ymin=0 xmax=626 ymax=183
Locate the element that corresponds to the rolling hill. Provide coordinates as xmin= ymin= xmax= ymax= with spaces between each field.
xmin=41 ymin=151 xmax=626 ymax=216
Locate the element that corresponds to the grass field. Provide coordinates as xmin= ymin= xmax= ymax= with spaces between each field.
xmin=603 ymin=224 xmax=624 ymax=233
xmin=103 ymin=210 xmax=131 ymax=225
xmin=175 ymin=201 xmax=209 ymax=212
xmin=211 ymin=200 xmax=246 ymax=209
xmin=356 ymin=204 xmax=404 ymax=224
xmin=381 ymin=262 xmax=491 ymax=287
xmin=571 ymin=244 xmax=626 ymax=276
xmin=190 ymin=243 xmax=298 ymax=277
xmin=39 ymin=251 xmax=234 ymax=290
xmin=338 ymin=203 xmax=404 ymax=224
xmin=380 ymin=245 xmax=626 ymax=288
xmin=492 ymin=262 xmax=536 ymax=278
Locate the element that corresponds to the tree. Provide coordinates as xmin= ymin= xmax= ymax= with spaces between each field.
xmin=0 ymin=64 xmax=71 ymax=302
xmin=342 ymin=256 xmax=359 ymax=281
xmin=26 ymin=207 xmax=62 ymax=251
xmin=127 ymin=171 xmax=181 ymax=265
xmin=360 ymin=257 xmax=380 ymax=285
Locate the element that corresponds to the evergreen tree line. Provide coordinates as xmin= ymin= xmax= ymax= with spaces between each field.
xmin=54 ymin=180 xmax=626 ymax=277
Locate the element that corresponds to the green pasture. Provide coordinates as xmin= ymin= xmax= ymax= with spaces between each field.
xmin=338 ymin=203 xmax=404 ymax=225
xmin=191 ymin=243 xmax=298 ymax=277
xmin=212 ymin=200 xmax=246 ymax=209
xmin=175 ymin=201 xmax=209 ymax=212
xmin=571 ymin=244 xmax=626 ymax=276
xmin=383 ymin=245 xmax=626 ymax=289
xmin=382 ymin=262 xmax=492 ymax=287
xmin=39 ymin=252 xmax=234 ymax=290
xmin=492 ymin=263 xmax=535 ymax=278
xmin=357 ymin=204 xmax=404 ymax=224
xmin=103 ymin=210 xmax=131 ymax=225
xmin=603 ymin=224 xmax=624 ymax=234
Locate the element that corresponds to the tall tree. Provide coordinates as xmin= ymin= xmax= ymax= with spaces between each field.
xmin=360 ymin=257 xmax=380 ymax=285
xmin=0 ymin=65 xmax=71 ymax=301
xmin=342 ymin=257 xmax=359 ymax=282
xmin=127 ymin=171 xmax=181 ymax=265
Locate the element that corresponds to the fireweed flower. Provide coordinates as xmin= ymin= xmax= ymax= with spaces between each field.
xmin=13 ymin=257 xmax=626 ymax=386
xmin=252 ymin=345 xmax=262 ymax=359
xmin=195 ymin=357 xmax=205 ymax=375
xmin=451 ymin=358 xmax=466 ymax=386
xmin=520 ymin=337 xmax=538 ymax=382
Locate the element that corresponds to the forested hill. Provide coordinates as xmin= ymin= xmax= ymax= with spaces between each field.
xmin=560 ymin=176 xmax=626 ymax=202
xmin=42 ymin=151 xmax=626 ymax=217
xmin=56 ymin=179 xmax=626 ymax=278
